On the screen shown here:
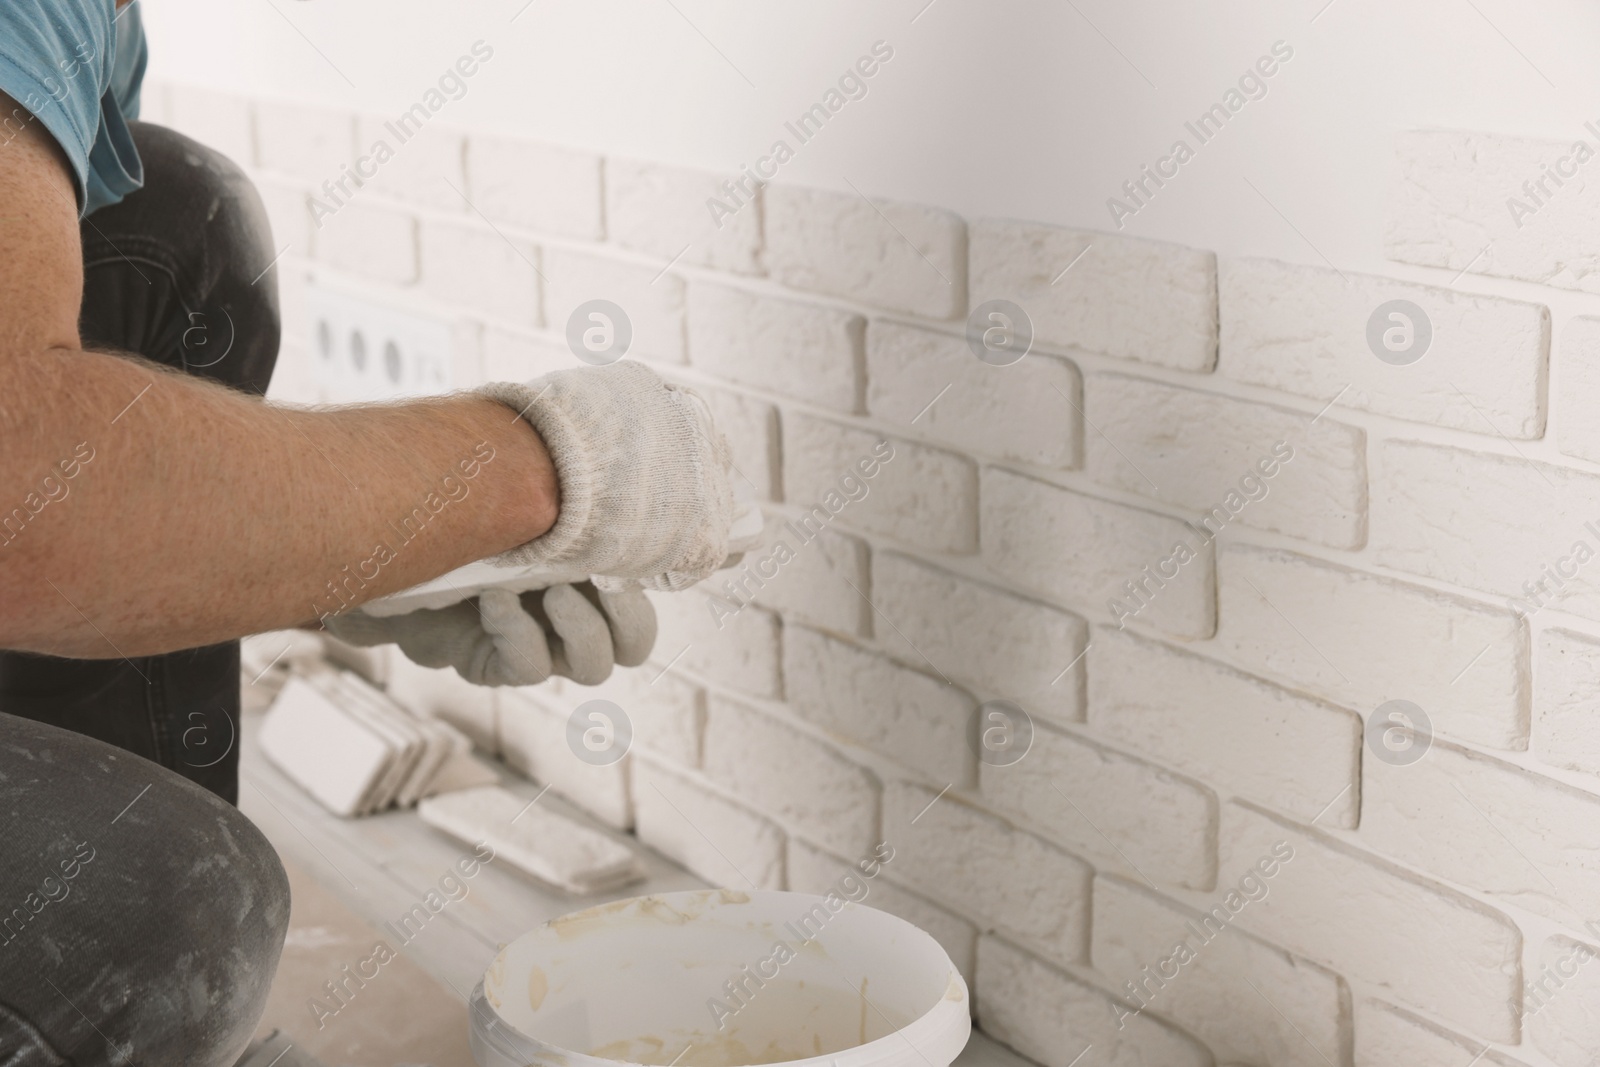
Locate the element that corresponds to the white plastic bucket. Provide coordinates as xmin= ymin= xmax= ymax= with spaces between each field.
xmin=469 ymin=889 xmax=971 ymax=1067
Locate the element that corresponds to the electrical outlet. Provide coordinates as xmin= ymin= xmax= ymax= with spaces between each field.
xmin=307 ymin=281 xmax=453 ymax=402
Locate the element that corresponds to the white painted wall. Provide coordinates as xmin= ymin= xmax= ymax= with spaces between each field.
xmin=143 ymin=0 xmax=1600 ymax=272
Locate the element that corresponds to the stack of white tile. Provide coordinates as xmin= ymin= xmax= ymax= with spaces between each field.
xmin=259 ymin=669 xmax=495 ymax=817
xmin=419 ymin=785 xmax=645 ymax=895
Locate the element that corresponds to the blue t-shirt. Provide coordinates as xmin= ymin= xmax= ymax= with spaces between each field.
xmin=0 ymin=0 xmax=146 ymax=216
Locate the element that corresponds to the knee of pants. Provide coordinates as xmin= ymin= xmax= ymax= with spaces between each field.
xmin=103 ymin=122 xmax=283 ymax=394
xmin=0 ymin=713 xmax=291 ymax=1066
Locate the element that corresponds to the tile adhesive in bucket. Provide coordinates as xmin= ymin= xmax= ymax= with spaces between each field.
xmin=468 ymin=889 xmax=971 ymax=1067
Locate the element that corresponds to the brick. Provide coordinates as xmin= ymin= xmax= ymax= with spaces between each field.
xmin=1373 ymin=439 xmax=1600 ymax=619
xmin=866 ymin=322 xmax=1079 ymax=467
xmin=1092 ymin=877 xmax=1349 ymax=1067
xmin=447 ymin=319 xmax=484 ymax=389
xmin=1356 ymin=998 xmax=1531 ymax=1067
xmin=1362 ymin=739 xmax=1600 ymax=926
xmin=1386 ymin=129 xmax=1600 ymax=295
xmin=166 ymin=84 xmax=255 ymax=165
xmin=1535 ymin=628 xmax=1600 ymax=776
xmin=765 ymin=185 xmax=966 ymax=318
xmin=253 ymin=177 xmax=314 ymax=261
xmin=419 ymin=218 xmax=540 ymax=327
xmin=1220 ymin=802 xmax=1522 ymax=1041
xmin=700 ymin=386 xmax=779 ymax=501
xmin=649 ymin=592 xmax=782 ymax=700
xmin=465 ymin=136 xmax=603 ymax=239
xmin=632 ymin=755 xmax=784 ymax=889
xmin=1529 ymin=933 xmax=1600 ymax=1067
xmin=567 ymin=661 xmax=704 ymax=769
xmin=543 ymin=247 xmax=686 ymax=364
xmin=886 ymin=781 xmax=1089 ymax=967
xmin=353 ymin=117 xmax=464 ymax=213
xmin=784 ymin=626 xmax=976 ymax=785
xmin=606 ymin=158 xmax=761 ymax=274
xmin=255 ymin=100 xmax=354 ymax=182
xmin=1219 ymin=256 xmax=1549 ymax=436
xmin=1556 ymin=316 xmax=1600 ymax=463
xmin=315 ymin=200 xmax=418 ymax=285
xmin=969 ymin=219 xmax=1217 ymax=372
xmin=687 ymin=283 xmax=863 ymax=411
xmin=785 ymin=415 xmax=976 ymax=553
xmin=1086 ymin=373 xmax=1366 ymax=548
xmin=383 ymin=654 xmax=496 ymax=755
xmin=985 ymin=723 xmax=1215 ymax=889
xmin=1090 ymin=628 xmax=1361 ymax=827
xmin=786 ymin=837 xmax=978 ymax=988
xmin=712 ymin=517 xmax=867 ymax=636
xmin=498 ymin=688 xmax=631 ymax=830
xmin=976 ymin=936 xmax=1211 ymax=1067
xmin=702 ymin=695 xmax=880 ymax=856
xmin=1215 ymin=544 xmax=1529 ymax=750
xmin=481 ymin=326 xmax=575 ymax=382
xmin=982 ymin=468 xmax=1215 ymax=639
xmin=874 ymin=553 xmax=1087 ymax=722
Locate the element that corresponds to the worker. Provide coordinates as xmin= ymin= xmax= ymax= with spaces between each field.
xmin=0 ymin=3 xmax=736 ymax=1064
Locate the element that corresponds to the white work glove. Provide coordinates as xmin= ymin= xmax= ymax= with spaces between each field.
xmin=478 ymin=361 xmax=735 ymax=592
xmin=322 ymin=582 xmax=656 ymax=687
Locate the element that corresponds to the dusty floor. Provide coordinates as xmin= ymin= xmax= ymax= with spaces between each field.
xmin=253 ymin=857 xmax=477 ymax=1067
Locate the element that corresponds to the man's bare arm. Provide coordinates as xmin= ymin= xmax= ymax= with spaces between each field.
xmin=0 ymin=94 xmax=558 ymax=658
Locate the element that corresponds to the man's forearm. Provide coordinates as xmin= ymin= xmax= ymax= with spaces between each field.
xmin=0 ymin=346 xmax=557 ymax=658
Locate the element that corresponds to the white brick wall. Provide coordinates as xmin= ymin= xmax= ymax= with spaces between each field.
xmin=1554 ymin=316 xmax=1600 ymax=463
xmin=1529 ymin=933 xmax=1600 ymax=1067
xmin=765 ymin=186 xmax=967 ymax=319
xmin=254 ymin=100 xmax=354 ymax=181
xmin=970 ymin=219 xmax=1218 ymax=371
xmin=976 ymin=936 xmax=1212 ymax=1067
xmin=1085 ymin=372 xmax=1367 ymax=548
xmin=353 ymin=117 xmax=464 ymax=213
xmin=497 ymin=688 xmax=632 ymax=830
xmin=872 ymin=553 xmax=1088 ymax=722
xmin=1214 ymin=543 xmax=1529 ymax=750
xmin=159 ymin=84 xmax=1600 ymax=1067
xmin=687 ymin=283 xmax=864 ymax=410
xmin=1091 ymin=876 xmax=1349 ymax=1067
xmin=316 ymin=201 xmax=418 ymax=285
xmin=1219 ymin=257 xmax=1550 ymax=437
xmin=1386 ymin=129 xmax=1600 ymax=295
xmin=1090 ymin=628 xmax=1362 ymax=827
xmin=982 ymin=468 xmax=1216 ymax=639
xmin=418 ymin=218 xmax=542 ymax=327
xmin=1374 ymin=439 xmax=1600 ymax=620
xmin=783 ymin=625 xmax=976 ymax=785
xmin=784 ymin=414 xmax=978 ymax=554
xmin=1220 ymin=803 xmax=1522 ymax=1041
xmin=866 ymin=322 xmax=1080 ymax=468
xmin=1356 ymin=999 xmax=1532 ymax=1067
xmin=786 ymin=836 xmax=979 ymax=989
xmin=886 ymin=781 xmax=1091 ymax=969
xmin=542 ymin=247 xmax=687 ymax=364
xmin=464 ymin=136 xmax=603 ymax=240
xmin=607 ymin=158 xmax=762 ymax=274
xmin=631 ymin=754 xmax=785 ymax=889
xmin=701 ymin=694 xmax=881 ymax=856
xmin=981 ymin=723 xmax=1217 ymax=890
xmin=1534 ymin=627 xmax=1600 ymax=776
xmin=1361 ymin=739 xmax=1600 ymax=926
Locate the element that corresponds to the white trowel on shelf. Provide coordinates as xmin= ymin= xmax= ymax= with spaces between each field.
xmin=356 ymin=483 xmax=766 ymax=618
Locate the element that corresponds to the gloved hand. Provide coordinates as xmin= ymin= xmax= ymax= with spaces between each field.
xmin=478 ymin=361 xmax=735 ymax=592
xmin=322 ymin=582 xmax=656 ymax=687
